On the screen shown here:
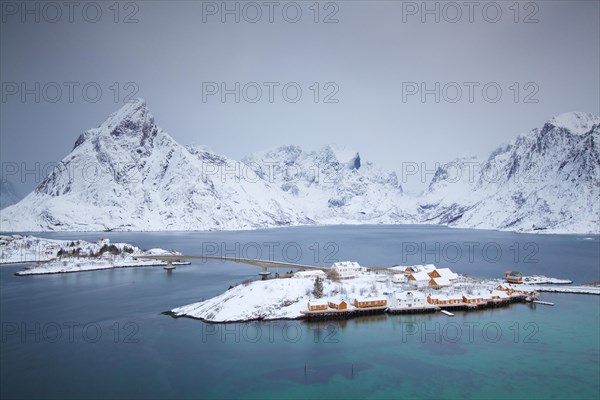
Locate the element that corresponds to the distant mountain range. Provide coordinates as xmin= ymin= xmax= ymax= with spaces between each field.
xmin=1 ymin=99 xmax=598 ymax=234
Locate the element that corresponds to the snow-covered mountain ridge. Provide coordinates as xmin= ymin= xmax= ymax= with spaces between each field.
xmin=419 ymin=112 xmax=599 ymax=233
xmin=1 ymin=100 xmax=598 ymax=234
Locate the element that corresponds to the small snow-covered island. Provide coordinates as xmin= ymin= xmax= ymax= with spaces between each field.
xmin=0 ymin=235 xmax=189 ymax=275
xmin=171 ymin=261 xmax=600 ymax=323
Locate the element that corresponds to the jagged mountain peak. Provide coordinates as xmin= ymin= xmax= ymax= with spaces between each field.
xmin=245 ymin=144 xmax=304 ymax=164
xmin=244 ymin=144 xmax=362 ymax=172
xmin=73 ymin=98 xmax=155 ymax=150
xmin=101 ymin=98 xmax=154 ymax=137
xmin=313 ymin=144 xmax=360 ymax=168
xmin=547 ymin=111 xmax=600 ymax=135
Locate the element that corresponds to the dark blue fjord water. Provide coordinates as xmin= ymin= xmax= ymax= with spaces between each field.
xmin=1 ymin=225 xmax=599 ymax=399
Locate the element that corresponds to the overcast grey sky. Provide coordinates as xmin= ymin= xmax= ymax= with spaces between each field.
xmin=1 ymin=0 xmax=599 ymax=194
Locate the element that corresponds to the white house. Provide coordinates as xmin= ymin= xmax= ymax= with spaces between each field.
xmin=392 ymin=274 xmax=408 ymax=284
xmin=330 ymin=261 xmax=366 ymax=279
xmin=393 ymin=291 xmax=427 ymax=309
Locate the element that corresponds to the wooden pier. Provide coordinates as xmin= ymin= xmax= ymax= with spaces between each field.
xmin=387 ymin=306 xmax=438 ymax=314
xmin=532 ymin=300 xmax=555 ymax=306
xmin=300 ymin=306 xmax=387 ymax=320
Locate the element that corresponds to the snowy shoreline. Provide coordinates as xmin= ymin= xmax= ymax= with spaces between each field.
xmin=0 ymin=235 xmax=188 ymax=275
xmin=15 ymin=260 xmax=190 ymax=276
xmin=2 ymin=223 xmax=599 ymax=235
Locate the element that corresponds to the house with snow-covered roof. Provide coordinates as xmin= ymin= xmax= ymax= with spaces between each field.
xmin=462 ymin=293 xmax=485 ymax=304
xmin=505 ymin=270 xmax=523 ymax=284
xmin=407 ymin=270 xmax=431 ymax=287
xmin=393 ymin=291 xmax=427 ymax=309
xmin=330 ymin=261 xmax=366 ymax=279
xmin=328 ymin=299 xmax=348 ymax=310
xmin=428 ymin=276 xmax=452 ymax=287
xmin=429 ymin=267 xmax=458 ymax=281
xmin=307 ymin=300 xmax=329 ymax=311
xmin=489 ymin=290 xmax=510 ymax=302
xmin=353 ymin=297 xmax=387 ymax=308
xmin=420 ymin=264 xmax=437 ymax=273
xmin=496 ymin=283 xmax=516 ymax=295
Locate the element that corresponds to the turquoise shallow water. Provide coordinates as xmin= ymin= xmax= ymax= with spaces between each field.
xmin=1 ymin=225 xmax=599 ymax=399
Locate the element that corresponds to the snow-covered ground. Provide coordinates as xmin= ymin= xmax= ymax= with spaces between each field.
xmin=521 ymin=275 xmax=573 ymax=284
xmin=15 ymin=256 xmax=189 ymax=276
xmin=0 ymin=235 xmax=187 ymax=275
xmin=171 ymin=273 xmax=399 ymax=323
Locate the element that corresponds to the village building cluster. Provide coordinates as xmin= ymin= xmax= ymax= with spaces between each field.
xmin=300 ymin=262 xmax=538 ymax=317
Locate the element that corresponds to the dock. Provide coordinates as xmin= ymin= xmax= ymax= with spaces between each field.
xmin=387 ymin=305 xmax=438 ymax=314
xmin=532 ymin=300 xmax=555 ymax=306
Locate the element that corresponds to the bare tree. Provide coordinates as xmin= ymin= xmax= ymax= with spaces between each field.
xmin=326 ymin=268 xmax=340 ymax=282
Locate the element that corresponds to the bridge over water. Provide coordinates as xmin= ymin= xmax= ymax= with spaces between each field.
xmin=136 ymin=255 xmax=394 ymax=275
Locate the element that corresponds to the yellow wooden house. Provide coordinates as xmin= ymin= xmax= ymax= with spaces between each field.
xmin=353 ymin=297 xmax=387 ymax=308
xmin=328 ymin=300 xmax=348 ymax=310
xmin=505 ymin=270 xmax=523 ymax=284
xmin=307 ymin=300 xmax=329 ymax=311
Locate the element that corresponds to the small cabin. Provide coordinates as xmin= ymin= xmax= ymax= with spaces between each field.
xmin=505 ymin=270 xmax=523 ymax=284
xmin=307 ymin=301 xmax=329 ymax=311
xmin=328 ymin=300 xmax=348 ymax=310
xmin=353 ymin=297 xmax=387 ymax=308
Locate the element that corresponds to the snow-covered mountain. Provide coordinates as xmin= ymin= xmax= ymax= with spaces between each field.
xmin=0 ymin=100 xmax=310 ymax=231
xmin=243 ymin=144 xmax=414 ymax=224
xmin=0 ymin=100 xmax=597 ymax=234
xmin=419 ymin=112 xmax=600 ymax=233
xmin=0 ymin=99 xmax=407 ymax=231
xmin=0 ymin=180 xmax=20 ymax=209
